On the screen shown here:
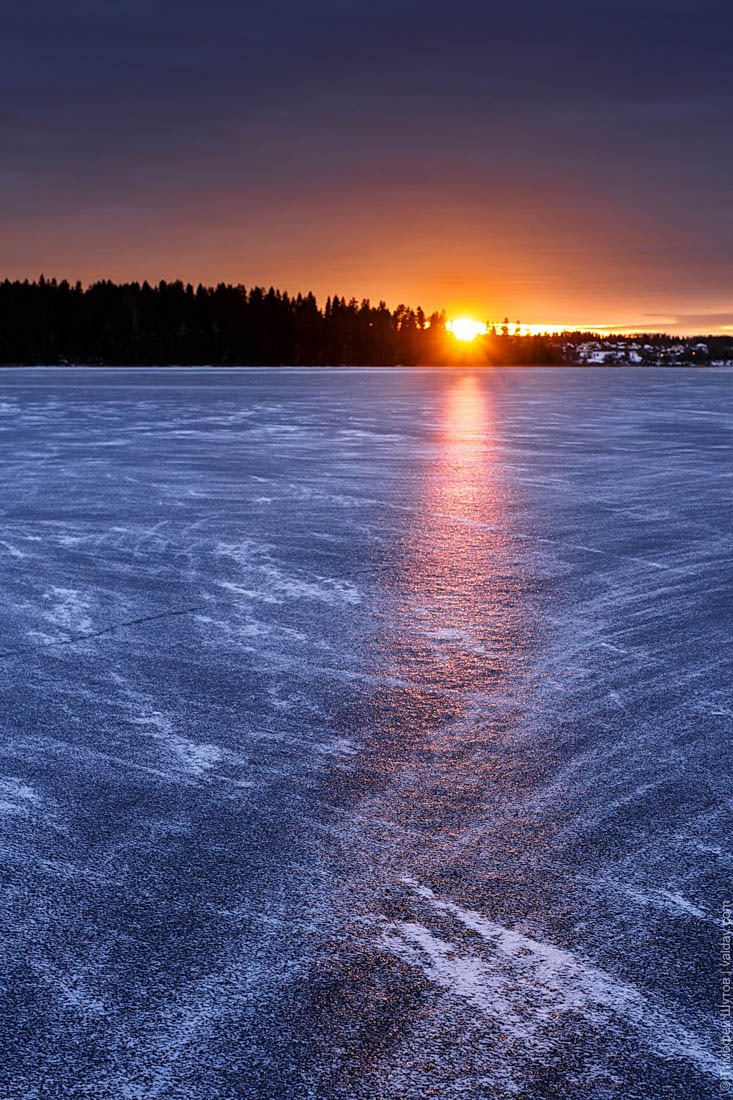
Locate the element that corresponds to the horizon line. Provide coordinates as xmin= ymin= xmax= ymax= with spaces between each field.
xmin=5 ymin=274 xmax=733 ymax=340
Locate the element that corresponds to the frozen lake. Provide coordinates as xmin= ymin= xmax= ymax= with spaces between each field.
xmin=0 ymin=367 xmax=730 ymax=1098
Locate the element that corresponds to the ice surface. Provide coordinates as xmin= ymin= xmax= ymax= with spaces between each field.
xmin=0 ymin=366 xmax=730 ymax=1099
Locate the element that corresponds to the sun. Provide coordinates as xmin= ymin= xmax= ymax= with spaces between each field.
xmin=447 ymin=317 xmax=488 ymax=342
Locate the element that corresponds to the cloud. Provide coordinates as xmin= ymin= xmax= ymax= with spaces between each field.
xmin=663 ymin=312 xmax=733 ymax=333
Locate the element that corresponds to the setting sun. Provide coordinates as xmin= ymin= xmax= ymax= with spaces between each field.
xmin=447 ymin=318 xmax=488 ymax=342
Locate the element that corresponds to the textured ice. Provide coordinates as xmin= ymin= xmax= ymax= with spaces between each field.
xmin=0 ymin=366 xmax=730 ymax=1099
xmin=379 ymin=879 xmax=722 ymax=1080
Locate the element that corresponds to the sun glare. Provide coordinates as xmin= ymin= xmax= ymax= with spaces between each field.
xmin=447 ymin=318 xmax=488 ymax=342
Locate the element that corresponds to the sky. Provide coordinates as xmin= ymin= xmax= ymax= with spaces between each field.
xmin=2 ymin=0 xmax=732 ymax=333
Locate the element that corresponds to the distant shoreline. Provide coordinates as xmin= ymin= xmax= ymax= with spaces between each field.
xmin=3 ymin=280 xmax=732 ymax=368
xmin=0 ymin=362 xmax=730 ymax=371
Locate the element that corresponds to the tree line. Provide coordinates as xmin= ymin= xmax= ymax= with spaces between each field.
xmin=0 ymin=278 xmax=566 ymax=366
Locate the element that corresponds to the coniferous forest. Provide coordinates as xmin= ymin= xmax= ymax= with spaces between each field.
xmin=1 ymin=278 xmax=732 ymax=366
xmin=0 ymin=278 xmax=564 ymax=365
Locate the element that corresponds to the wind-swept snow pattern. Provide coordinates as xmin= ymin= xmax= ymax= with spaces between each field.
xmin=0 ymin=366 xmax=730 ymax=1099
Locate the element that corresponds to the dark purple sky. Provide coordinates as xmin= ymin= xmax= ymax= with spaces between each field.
xmin=2 ymin=0 xmax=732 ymax=332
